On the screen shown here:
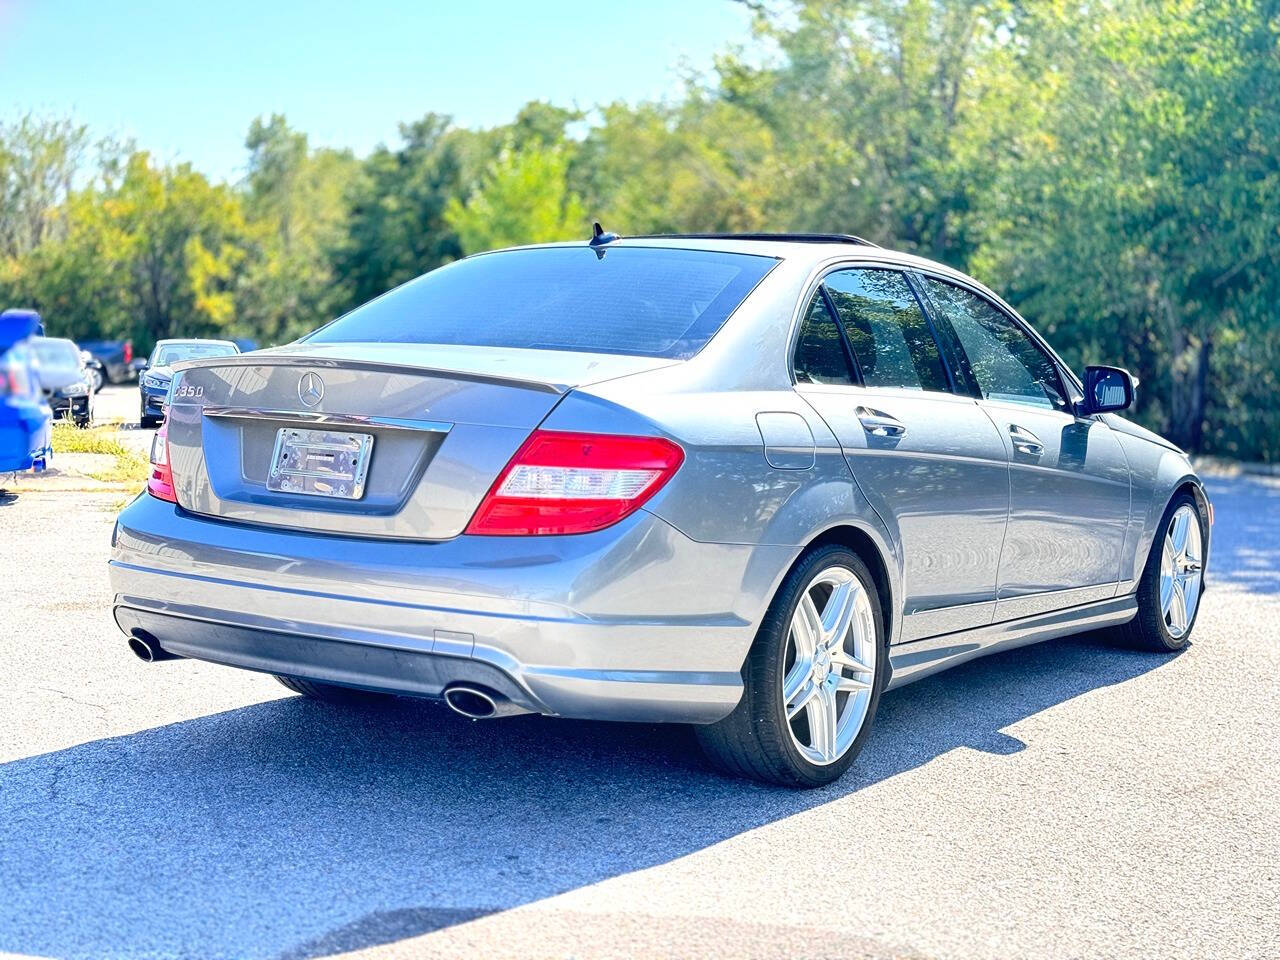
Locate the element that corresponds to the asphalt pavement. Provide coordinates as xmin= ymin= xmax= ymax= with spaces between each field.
xmin=0 ymin=472 xmax=1276 ymax=960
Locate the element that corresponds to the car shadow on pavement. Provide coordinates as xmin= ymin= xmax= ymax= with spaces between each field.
xmin=0 ymin=631 xmax=1171 ymax=960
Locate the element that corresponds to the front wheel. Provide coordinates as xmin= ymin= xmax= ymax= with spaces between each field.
xmin=696 ymin=545 xmax=886 ymax=787
xmin=1115 ymin=493 xmax=1207 ymax=651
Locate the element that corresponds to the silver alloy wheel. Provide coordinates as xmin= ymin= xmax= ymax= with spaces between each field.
xmin=1160 ymin=504 xmax=1203 ymax=639
xmin=782 ymin=565 xmax=877 ymax=765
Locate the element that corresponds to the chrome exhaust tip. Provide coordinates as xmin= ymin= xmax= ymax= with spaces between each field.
xmin=442 ymin=684 xmax=531 ymax=720
xmin=127 ymin=631 xmax=182 ymax=663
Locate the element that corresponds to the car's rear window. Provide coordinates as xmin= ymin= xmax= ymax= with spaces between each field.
xmin=153 ymin=344 xmax=237 ymax=365
xmin=32 ymin=340 xmax=80 ymax=367
xmin=305 ymin=246 xmax=778 ymax=359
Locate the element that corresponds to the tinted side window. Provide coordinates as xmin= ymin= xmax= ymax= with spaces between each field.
xmin=824 ymin=269 xmax=949 ymax=393
xmin=923 ymin=279 xmax=1068 ymax=411
xmin=793 ymin=292 xmax=854 ymax=385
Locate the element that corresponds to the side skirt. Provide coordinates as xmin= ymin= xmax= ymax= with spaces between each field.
xmin=886 ymin=594 xmax=1138 ymax=690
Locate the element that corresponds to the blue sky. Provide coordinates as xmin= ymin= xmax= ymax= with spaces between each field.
xmin=0 ymin=0 xmax=755 ymax=183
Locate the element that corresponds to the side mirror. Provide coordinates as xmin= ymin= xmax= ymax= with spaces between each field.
xmin=1082 ymin=365 xmax=1135 ymax=415
xmin=137 ymin=360 xmax=148 ymax=372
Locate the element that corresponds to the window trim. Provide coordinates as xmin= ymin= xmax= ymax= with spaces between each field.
xmin=818 ymin=284 xmax=865 ymax=384
xmin=788 ymin=263 xmax=957 ymax=396
xmin=792 ymin=287 xmax=861 ymax=387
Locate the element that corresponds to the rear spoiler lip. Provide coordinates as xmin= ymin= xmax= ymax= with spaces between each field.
xmin=171 ymin=352 xmax=569 ymax=395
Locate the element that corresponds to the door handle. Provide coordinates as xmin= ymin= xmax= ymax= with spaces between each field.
xmin=857 ymin=406 xmax=907 ymax=438
xmin=1008 ymin=424 xmax=1044 ymax=456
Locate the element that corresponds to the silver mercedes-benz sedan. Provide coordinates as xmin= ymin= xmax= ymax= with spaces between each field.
xmin=109 ymin=232 xmax=1211 ymax=787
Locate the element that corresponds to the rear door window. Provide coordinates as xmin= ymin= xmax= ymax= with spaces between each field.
xmin=823 ymin=269 xmax=950 ymax=393
xmin=920 ymin=278 xmax=1069 ymax=411
xmin=793 ymin=292 xmax=854 ymax=385
xmin=307 ymin=246 xmax=778 ymax=360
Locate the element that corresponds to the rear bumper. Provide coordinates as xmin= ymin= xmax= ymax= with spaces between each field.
xmin=109 ymin=493 xmax=794 ymax=722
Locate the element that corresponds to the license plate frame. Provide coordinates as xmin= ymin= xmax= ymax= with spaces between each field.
xmin=266 ymin=427 xmax=374 ymax=500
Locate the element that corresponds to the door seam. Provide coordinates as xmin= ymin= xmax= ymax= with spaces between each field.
xmin=976 ymin=400 xmax=1014 ymax=625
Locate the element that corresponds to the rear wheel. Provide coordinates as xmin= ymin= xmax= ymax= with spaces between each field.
xmin=696 ymin=545 xmax=886 ymax=787
xmin=275 ymin=674 xmax=392 ymax=705
xmin=1115 ymin=493 xmax=1206 ymax=651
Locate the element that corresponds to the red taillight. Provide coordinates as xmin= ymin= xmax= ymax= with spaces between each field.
xmin=147 ymin=419 xmax=176 ymax=503
xmin=465 ymin=429 xmax=684 ymax=536
xmin=123 ymin=340 xmax=133 ymax=365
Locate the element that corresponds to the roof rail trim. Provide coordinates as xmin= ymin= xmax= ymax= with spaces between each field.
xmin=626 ymin=232 xmax=880 ymax=248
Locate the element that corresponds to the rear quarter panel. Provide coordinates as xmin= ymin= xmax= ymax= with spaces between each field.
xmin=553 ymin=363 xmax=904 ymax=646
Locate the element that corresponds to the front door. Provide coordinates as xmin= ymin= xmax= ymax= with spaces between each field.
xmin=792 ymin=267 xmax=1010 ymax=642
xmin=916 ymin=275 xmax=1131 ymax=620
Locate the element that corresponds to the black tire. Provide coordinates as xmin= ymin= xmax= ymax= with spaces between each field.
xmin=696 ymin=545 xmax=887 ymax=788
xmin=275 ymin=674 xmax=392 ymax=705
xmin=1113 ymin=491 xmax=1206 ymax=651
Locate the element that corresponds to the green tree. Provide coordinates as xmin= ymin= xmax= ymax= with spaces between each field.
xmin=446 ymin=141 xmax=585 ymax=253
xmin=970 ymin=0 xmax=1280 ymax=453
xmin=236 ymin=115 xmax=358 ymax=344
xmin=6 ymin=151 xmax=252 ymax=348
xmin=0 ymin=114 xmax=89 ymax=259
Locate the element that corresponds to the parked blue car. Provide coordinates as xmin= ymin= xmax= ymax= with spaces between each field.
xmin=0 ymin=309 xmax=53 ymax=473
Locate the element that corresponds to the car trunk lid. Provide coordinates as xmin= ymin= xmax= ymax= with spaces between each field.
xmin=163 ymin=343 xmax=673 ymax=540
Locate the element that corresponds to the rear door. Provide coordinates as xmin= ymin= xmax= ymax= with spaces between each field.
xmin=914 ymin=275 xmax=1131 ymax=619
xmin=793 ymin=267 xmax=1011 ymax=641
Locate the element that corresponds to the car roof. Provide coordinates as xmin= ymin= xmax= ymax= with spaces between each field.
xmin=490 ymin=234 xmax=980 ymax=287
xmin=482 ymin=234 xmax=1078 ymax=390
xmin=154 ymin=338 xmax=239 ymax=348
xmin=36 ymin=337 xmax=79 ymax=350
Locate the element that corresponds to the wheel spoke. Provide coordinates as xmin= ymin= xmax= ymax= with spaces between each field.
xmin=805 ymin=684 xmax=839 ymax=760
xmin=792 ymin=593 xmax=822 ymax=661
xmin=1159 ymin=542 xmax=1176 ymax=614
xmin=830 ymin=648 xmax=873 ymax=675
xmin=1168 ymin=510 xmax=1190 ymax=556
xmin=1168 ymin=579 xmax=1188 ymax=635
xmin=835 ymin=674 xmax=872 ymax=694
xmin=821 ymin=579 xmax=859 ymax=648
xmin=1183 ymin=571 xmax=1201 ymax=624
xmin=786 ymin=676 xmax=818 ymax=720
xmin=783 ymin=660 xmax=813 ymax=711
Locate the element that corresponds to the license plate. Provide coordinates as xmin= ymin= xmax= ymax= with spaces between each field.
xmin=266 ymin=427 xmax=373 ymax=500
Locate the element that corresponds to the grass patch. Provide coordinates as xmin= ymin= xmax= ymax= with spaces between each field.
xmin=51 ymin=422 xmax=151 ymax=487
xmin=51 ymin=422 xmax=132 ymax=456
xmin=89 ymin=449 xmax=150 ymax=487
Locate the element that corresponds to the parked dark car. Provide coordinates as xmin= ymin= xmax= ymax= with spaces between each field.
xmin=138 ymin=338 xmax=239 ymax=428
xmin=32 ymin=337 xmax=95 ymax=427
xmin=79 ymin=339 xmax=135 ymax=384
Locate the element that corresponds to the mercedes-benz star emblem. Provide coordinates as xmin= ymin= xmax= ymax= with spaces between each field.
xmin=298 ymin=372 xmax=324 ymax=407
